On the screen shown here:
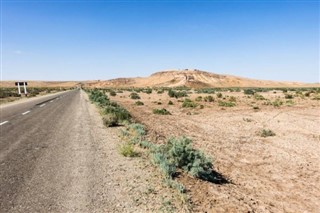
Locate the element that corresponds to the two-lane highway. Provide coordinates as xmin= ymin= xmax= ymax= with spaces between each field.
xmin=0 ymin=90 xmax=74 ymax=126
xmin=0 ymin=89 xmax=114 ymax=212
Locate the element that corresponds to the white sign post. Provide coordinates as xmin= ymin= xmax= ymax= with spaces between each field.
xmin=15 ymin=82 xmax=28 ymax=96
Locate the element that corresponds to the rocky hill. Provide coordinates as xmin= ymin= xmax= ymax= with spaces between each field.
xmin=85 ymin=69 xmax=319 ymax=88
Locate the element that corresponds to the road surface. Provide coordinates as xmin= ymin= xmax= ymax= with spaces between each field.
xmin=0 ymin=89 xmax=114 ymax=212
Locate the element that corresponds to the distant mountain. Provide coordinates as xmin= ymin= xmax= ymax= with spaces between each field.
xmin=84 ymin=69 xmax=319 ymax=88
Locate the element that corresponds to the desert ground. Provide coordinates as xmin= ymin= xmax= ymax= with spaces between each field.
xmin=109 ymin=88 xmax=320 ymax=212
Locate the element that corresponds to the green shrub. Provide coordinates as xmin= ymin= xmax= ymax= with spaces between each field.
xmin=254 ymin=94 xmax=265 ymax=100
xmin=109 ymin=90 xmax=117 ymax=96
xmin=260 ymin=129 xmax=276 ymax=137
xmin=218 ymin=101 xmax=236 ymax=107
xmin=103 ymin=105 xmax=131 ymax=122
xmin=130 ymin=92 xmax=140 ymax=99
xmin=119 ymin=142 xmax=138 ymax=157
xmin=285 ymin=94 xmax=294 ymax=99
xmin=135 ymin=101 xmax=144 ymax=106
xmin=89 ymin=90 xmax=110 ymax=106
xmin=244 ymin=89 xmax=255 ymax=95
xmin=182 ymin=99 xmax=198 ymax=108
xmin=144 ymin=88 xmax=152 ymax=94
xmin=168 ymin=89 xmax=188 ymax=98
xmin=121 ymin=123 xmax=147 ymax=146
xmin=152 ymin=152 xmax=177 ymax=178
xmin=153 ymin=137 xmax=213 ymax=180
xmin=216 ymin=93 xmax=223 ymax=98
xmin=195 ymin=88 xmax=215 ymax=94
xmin=102 ymin=114 xmax=118 ymax=127
xmin=286 ymin=100 xmax=294 ymax=106
xmin=195 ymin=96 xmax=202 ymax=102
xmin=272 ymin=99 xmax=283 ymax=107
xmin=204 ymin=95 xmax=214 ymax=102
xmin=164 ymin=179 xmax=186 ymax=193
xmin=129 ymin=123 xmax=146 ymax=136
xmin=168 ymin=100 xmax=174 ymax=105
xmin=153 ymin=108 xmax=171 ymax=115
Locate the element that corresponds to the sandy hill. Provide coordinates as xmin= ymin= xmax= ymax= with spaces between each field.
xmin=85 ymin=69 xmax=319 ymax=88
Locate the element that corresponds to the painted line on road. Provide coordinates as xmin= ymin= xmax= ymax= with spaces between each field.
xmin=22 ymin=111 xmax=31 ymax=115
xmin=40 ymin=104 xmax=46 ymax=107
xmin=0 ymin=121 xmax=9 ymax=126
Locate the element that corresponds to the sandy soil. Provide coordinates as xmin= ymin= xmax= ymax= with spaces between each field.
xmin=111 ymin=90 xmax=320 ymax=212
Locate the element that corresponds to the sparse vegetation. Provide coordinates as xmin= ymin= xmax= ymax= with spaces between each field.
xmin=144 ymin=88 xmax=152 ymax=94
xmin=153 ymin=108 xmax=171 ymax=115
xmin=182 ymin=98 xmax=198 ymax=108
xmin=285 ymin=94 xmax=294 ymax=99
xmin=152 ymin=137 xmax=213 ymax=180
xmin=135 ymin=101 xmax=144 ymax=106
xmin=216 ymin=92 xmax=223 ymax=98
xmin=260 ymin=129 xmax=276 ymax=137
xmin=195 ymin=88 xmax=216 ymax=94
xmin=286 ymin=100 xmax=294 ymax=106
xmin=229 ymin=96 xmax=237 ymax=102
xmin=244 ymin=89 xmax=255 ymax=95
xmin=109 ymin=90 xmax=117 ymax=96
xmin=254 ymin=94 xmax=265 ymax=100
xmin=204 ymin=95 xmax=214 ymax=102
xmin=119 ymin=142 xmax=138 ymax=157
xmin=272 ymin=99 xmax=283 ymax=107
xmin=88 ymin=89 xmax=131 ymax=126
xmin=168 ymin=89 xmax=188 ymax=98
xmin=130 ymin=92 xmax=141 ymax=99
xmin=218 ymin=101 xmax=236 ymax=107
xmin=312 ymin=95 xmax=320 ymax=100
xmin=168 ymin=100 xmax=174 ymax=105
xmin=195 ymin=96 xmax=202 ymax=102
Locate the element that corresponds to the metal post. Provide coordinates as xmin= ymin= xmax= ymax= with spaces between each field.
xmin=17 ymin=84 xmax=21 ymax=95
xmin=23 ymin=82 xmax=27 ymax=95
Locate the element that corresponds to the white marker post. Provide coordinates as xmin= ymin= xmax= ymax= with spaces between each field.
xmin=17 ymin=84 xmax=21 ymax=95
xmin=15 ymin=82 xmax=28 ymax=96
xmin=23 ymin=82 xmax=27 ymax=95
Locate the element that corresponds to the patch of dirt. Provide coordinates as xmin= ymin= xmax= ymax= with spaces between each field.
xmin=111 ymin=90 xmax=320 ymax=212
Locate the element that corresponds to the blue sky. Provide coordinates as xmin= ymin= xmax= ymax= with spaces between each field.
xmin=1 ymin=0 xmax=319 ymax=83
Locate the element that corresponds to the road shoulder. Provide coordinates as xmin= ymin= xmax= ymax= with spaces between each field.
xmin=82 ymin=90 xmax=186 ymax=212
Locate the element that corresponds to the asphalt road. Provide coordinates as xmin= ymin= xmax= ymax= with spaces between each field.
xmin=0 ymin=89 xmax=113 ymax=212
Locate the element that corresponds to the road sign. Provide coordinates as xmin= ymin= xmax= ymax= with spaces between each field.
xmin=15 ymin=82 xmax=28 ymax=95
xmin=15 ymin=82 xmax=28 ymax=86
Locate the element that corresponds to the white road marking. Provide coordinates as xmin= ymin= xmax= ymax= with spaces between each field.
xmin=0 ymin=121 xmax=9 ymax=126
xmin=22 ymin=111 xmax=31 ymax=115
xmin=40 ymin=104 xmax=46 ymax=107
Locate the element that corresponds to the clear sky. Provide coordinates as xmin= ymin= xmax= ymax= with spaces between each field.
xmin=1 ymin=0 xmax=319 ymax=83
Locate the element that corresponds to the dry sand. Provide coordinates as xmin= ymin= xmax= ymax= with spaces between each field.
xmin=111 ymin=90 xmax=320 ymax=212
